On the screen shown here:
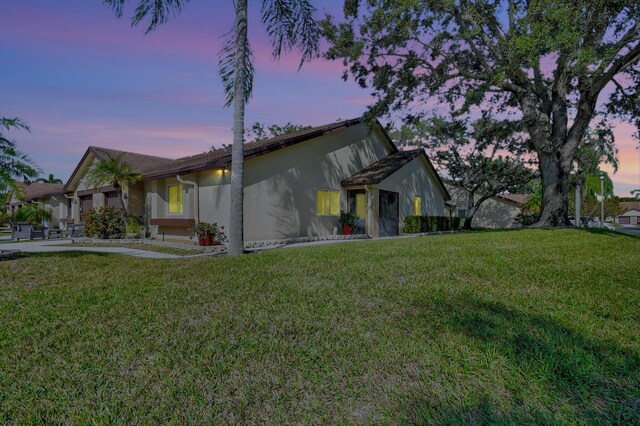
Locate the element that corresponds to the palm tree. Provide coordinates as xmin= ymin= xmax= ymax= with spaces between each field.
xmin=105 ymin=0 xmax=319 ymax=255
xmin=1 ymin=117 xmax=39 ymax=198
xmin=84 ymin=153 xmax=142 ymax=214
xmin=36 ymin=173 xmax=63 ymax=184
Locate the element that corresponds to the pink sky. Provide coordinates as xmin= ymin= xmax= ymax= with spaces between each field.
xmin=1 ymin=0 xmax=638 ymax=196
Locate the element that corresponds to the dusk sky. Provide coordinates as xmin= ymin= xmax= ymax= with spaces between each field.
xmin=2 ymin=0 xmax=639 ymax=196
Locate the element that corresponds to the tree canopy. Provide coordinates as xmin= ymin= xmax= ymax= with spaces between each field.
xmin=323 ymin=0 xmax=640 ymax=226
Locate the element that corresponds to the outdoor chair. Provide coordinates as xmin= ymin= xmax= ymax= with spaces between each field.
xmin=10 ymin=222 xmax=45 ymax=241
xmin=65 ymin=224 xmax=84 ymax=238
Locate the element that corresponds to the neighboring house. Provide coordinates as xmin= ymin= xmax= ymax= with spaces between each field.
xmin=64 ymin=118 xmax=451 ymax=241
xmin=7 ymin=182 xmax=69 ymax=228
xmin=445 ymin=182 xmax=528 ymax=228
xmin=616 ymin=202 xmax=640 ymax=225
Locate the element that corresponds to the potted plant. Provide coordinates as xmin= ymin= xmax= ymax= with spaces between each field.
xmin=338 ymin=211 xmax=357 ymax=235
xmin=190 ymin=222 xmax=227 ymax=246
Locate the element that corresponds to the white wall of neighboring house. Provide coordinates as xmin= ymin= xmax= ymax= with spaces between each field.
xmin=445 ymin=184 xmax=523 ymax=228
xmin=616 ymin=209 xmax=640 ymax=225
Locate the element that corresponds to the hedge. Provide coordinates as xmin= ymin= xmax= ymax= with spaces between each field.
xmin=402 ymin=215 xmax=461 ymax=234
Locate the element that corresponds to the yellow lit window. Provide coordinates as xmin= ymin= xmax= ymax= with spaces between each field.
xmin=329 ymin=191 xmax=340 ymax=216
xmin=413 ymin=196 xmax=422 ymax=215
xmin=168 ymin=184 xmax=183 ymax=214
xmin=316 ymin=189 xmax=340 ymax=215
xmin=355 ymin=193 xmax=366 ymax=219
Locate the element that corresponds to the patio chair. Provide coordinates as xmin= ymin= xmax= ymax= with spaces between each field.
xmin=10 ymin=222 xmax=45 ymax=240
xmin=65 ymin=224 xmax=84 ymax=238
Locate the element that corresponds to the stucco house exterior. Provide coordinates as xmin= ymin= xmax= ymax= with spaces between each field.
xmin=7 ymin=182 xmax=70 ymax=229
xmin=63 ymin=118 xmax=451 ymax=242
xmin=616 ymin=202 xmax=640 ymax=225
xmin=445 ymin=181 xmax=528 ymax=228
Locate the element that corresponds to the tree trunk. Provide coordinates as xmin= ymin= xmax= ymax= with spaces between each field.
xmin=535 ymin=153 xmax=571 ymax=226
xmin=462 ymin=190 xmax=475 ymax=230
xmin=228 ymin=0 xmax=248 ymax=256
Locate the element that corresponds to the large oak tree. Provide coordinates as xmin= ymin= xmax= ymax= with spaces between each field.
xmin=323 ymin=0 xmax=640 ymax=225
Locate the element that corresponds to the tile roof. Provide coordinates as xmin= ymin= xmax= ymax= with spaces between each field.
xmin=89 ymin=146 xmax=175 ymax=175
xmin=11 ymin=182 xmax=65 ymax=203
xmin=497 ymin=193 xmax=530 ymax=205
xmin=620 ymin=201 xmax=640 ymax=213
xmin=143 ymin=118 xmax=365 ymax=179
xmin=341 ymin=149 xmax=423 ymax=186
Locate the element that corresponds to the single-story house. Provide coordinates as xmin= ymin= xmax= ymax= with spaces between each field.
xmin=445 ymin=181 xmax=529 ymax=228
xmin=63 ymin=118 xmax=452 ymax=242
xmin=7 ymin=182 xmax=70 ymax=229
xmin=616 ymin=202 xmax=640 ymax=225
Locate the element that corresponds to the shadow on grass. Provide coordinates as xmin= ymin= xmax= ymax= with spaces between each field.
xmin=23 ymin=251 xmax=115 ymax=259
xmin=403 ymin=297 xmax=640 ymax=424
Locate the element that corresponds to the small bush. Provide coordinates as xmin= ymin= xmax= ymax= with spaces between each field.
xmin=450 ymin=216 xmax=461 ymax=230
xmin=126 ymin=216 xmax=144 ymax=238
xmin=403 ymin=215 xmax=458 ymax=233
xmin=403 ymin=216 xmax=422 ymax=234
xmin=14 ymin=204 xmax=52 ymax=226
xmin=82 ymin=206 xmax=126 ymax=239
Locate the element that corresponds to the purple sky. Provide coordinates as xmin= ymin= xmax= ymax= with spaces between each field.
xmin=1 ymin=0 xmax=639 ymax=196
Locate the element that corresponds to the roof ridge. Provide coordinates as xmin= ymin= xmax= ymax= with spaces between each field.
xmin=89 ymin=145 xmax=175 ymax=162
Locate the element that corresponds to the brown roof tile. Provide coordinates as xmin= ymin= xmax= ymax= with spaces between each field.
xmin=90 ymin=146 xmax=175 ymax=175
xmin=497 ymin=193 xmax=530 ymax=205
xmin=143 ymin=118 xmax=365 ymax=179
xmin=620 ymin=201 xmax=640 ymax=212
xmin=11 ymin=182 xmax=64 ymax=203
xmin=341 ymin=150 xmax=423 ymax=186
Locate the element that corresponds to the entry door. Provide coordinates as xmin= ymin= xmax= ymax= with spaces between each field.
xmin=347 ymin=190 xmax=366 ymax=234
xmin=379 ymin=190 xmax=399 ymax=236
xmin=80 ymin=196 xmax=93 ymax=214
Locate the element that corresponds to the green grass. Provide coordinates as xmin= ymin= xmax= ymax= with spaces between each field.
xmin=1 ymin=229 xmax=639 ymax=424
xmin=55 ymin=242 xmax=202 ymax=256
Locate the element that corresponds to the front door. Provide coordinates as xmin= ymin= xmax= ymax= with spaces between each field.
xmin=80 ymin=195 xmax=93 ymax=221
xmin=379 ymin=190 xmax=399 ymax=236
xmin=347 ymin=190 xmax=366 ymax=234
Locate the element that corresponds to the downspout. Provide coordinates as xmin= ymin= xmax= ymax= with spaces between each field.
xmin=176 ymin=175 xmax=199 ymax=223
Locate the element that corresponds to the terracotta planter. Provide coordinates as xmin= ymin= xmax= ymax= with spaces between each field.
xmin=342 ymin=224 xmax=353 ymax=235
xmin=198 ymin=234 xmax=213 ymax=246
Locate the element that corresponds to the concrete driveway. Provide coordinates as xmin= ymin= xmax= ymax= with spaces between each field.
xmin=0 ymin=239 xmax=181 ymax=259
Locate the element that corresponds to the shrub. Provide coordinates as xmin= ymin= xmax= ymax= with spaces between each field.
xmin=14 ymin=204 xmax=52 ymax=226
xmin=188 ymin=222 xmax=227 ymax=242
xmin=82 ymin=206 xmax=126 ymax=239
xmin=126 ymin=216 xmax=144 ymax=238
xmin=403 ymin=215 xmax=421 ymax=234
xmin=450 ymin=216 xmax=461 ymax=230
xmin=338 ymin=211 xmax=357 ymax=227
xmin=515 ymin=212 xmax=539 ymax=226
xmin=403 ymin=215 xmax=460 ymax=234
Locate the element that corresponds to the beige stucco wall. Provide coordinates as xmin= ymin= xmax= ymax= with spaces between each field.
xmin=144 ymin=123 xmax=450 ymax=242
xmin=241 ymin=123 xmax=393 ymax=241
xmin=446 ymin=184 xmax=522 ymax=228
xmin=378 ymin=155 xmax=448 ymax=232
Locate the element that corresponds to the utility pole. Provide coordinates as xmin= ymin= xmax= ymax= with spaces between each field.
xmin=600 ymin=173 xmax=605 ymax=227
xmin=575 ymin=166 xmax=581 ymax=228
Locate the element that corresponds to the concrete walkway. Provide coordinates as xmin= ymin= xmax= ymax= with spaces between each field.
xmin=0 ymin=239 xmax=181 ymax=259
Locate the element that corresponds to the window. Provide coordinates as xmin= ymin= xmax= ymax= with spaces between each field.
xmin=413 ymin=196 xmax=422 ymax=215
xmin=316 ymin=189 xmax=340 ymax=215
xmin=458 ymin=209 xmax=467 ymax=218
xmin=355 ymin=193 xmax=366 ymax=219
xmin=168 ymin=184 xmax=183 ymax=214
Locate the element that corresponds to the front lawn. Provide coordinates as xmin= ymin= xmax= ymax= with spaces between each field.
xmin=1 ymin=229 xmax=639 ymax=424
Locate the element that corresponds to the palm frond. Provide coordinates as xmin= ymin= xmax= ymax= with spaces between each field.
xmin=1 ymin=117 xmax=31 ymax=133
xmin=219 ymin=23 xmax=255 ymax=107
xmin=85 ymin=154 xmax=142 ymax=190
xmin=103 ymin=0 xmax=188 ymax=34
xmin=261 ymin=0 xmax=320 ymax=69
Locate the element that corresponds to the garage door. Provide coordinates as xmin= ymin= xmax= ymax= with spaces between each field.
xmin=618 ymin=216 xmax=630 ymax=225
